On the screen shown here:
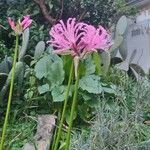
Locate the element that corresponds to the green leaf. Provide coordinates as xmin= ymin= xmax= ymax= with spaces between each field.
xmin=51 ymin=85 xmax=72 ymax=102
xmin=0 ymin=57 xmax=11 ymax=74
xmin=47 ymin=61 xmax=64 ymax=86
xmin=65 ymin=109 xmax=77 ymax=125
xmin=19 ymin=28 xmax=30 ymax=61
xmin=84 ymin=55 xmax=95 ymax=75
xmin=92 ymin=52 xmax=101 ymax=75
xmin=80 ymin=92 xmax=92 ymax=101
xmin=38 ymin=84 xmax=50 ymax=94
xmin=7 ymin=61 xmax=24 ymax=83
xmin=101 ymin=51 xmax=111 ymax=74
xmin=119 ymin=38 xmax=128 ymax=60
xmin=102 ymin=87 xmax=115 ymax=94
xmin=62 ymin=55 xmax=72 ymax=79
xmin=59 ymin=142 xmax=66 ymax=150
xmin=78 ymin=104 xmax=91 ymax=120
xmin=24 ymin=90 xmax=34 ymax=99
xmin=79 ymin=75 xmax=102 ymax=94
xmin=34 ymin=54 xmax=65 ymax=88
xmin=110 ymin=35 xmax=123 ymax=54
xmin=34 ymin=41 xmax=45 ymax=60
xmin=85 ymin=98 xmax=100 ymax=108
xmin=116 ymin=16 xmax=128 ymax=36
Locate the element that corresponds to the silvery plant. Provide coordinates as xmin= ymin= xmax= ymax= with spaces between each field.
xmin=109 ymin=16 xmax=145 ymax=80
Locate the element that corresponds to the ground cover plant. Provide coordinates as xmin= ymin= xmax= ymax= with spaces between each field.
xmin=70 ymin=69 xmax=150 ymax=150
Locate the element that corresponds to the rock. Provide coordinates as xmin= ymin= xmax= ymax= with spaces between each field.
xmin=23 ymin=143 xmax=35 ymax=150
xmin=23 ymin=115 xmax=56 ymax=150
xmin=34 ymin=115 xmax=56 ymax=150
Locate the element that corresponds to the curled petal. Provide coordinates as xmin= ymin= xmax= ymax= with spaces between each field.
xmin=22 ymin=19 xmax=32 ymax=30
xmin=21 ymin=15 xmax=30 ymax=26
xmin=21 ymin=15 xmax=32 ymax=30
xmin=48 ymin=18 xmax=87 ymax=56
xmin=81 ymin=25 xmax=112 ymax=52
xmin=8 ymin=17 xmax=16 ymax=31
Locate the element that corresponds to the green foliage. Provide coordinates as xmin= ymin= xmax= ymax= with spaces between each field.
xmin=18 ymin=28 xmax=30 ymax=61
xmin=116 ymin=15 xmax=128 ymax=36
xmin=0 ymin=28 xmax=30 ymax=104
xmin=92 ymin=53 xmax=101 ymax=75
xmin=110 ymin=35 xmax=123 ymax=55
xmin=110 ymin=16 xmax=128 ymax=55
xmin=101 ymin=51 xmax=111 ymax=75
xmin=71 ymin=71 xmax=150 ymax=150
xmin=34 ymin=41 xmax=45 ymax=60
xmin=37 ymin=83 xmax=50 ymax=94
xmin=2 ymin=118 xmax=36 ymax=149
xmin=84 ymin=56 xmax=95 ymax=76
xmin=79 ymin=75 xmax=102 ymax=94
xmin=0 ymin=56 xmax=12 ymax=74
xmin=34 ymin=54 xmax=65 ymax=89
xmin=110 ymin=15 xmax=146 ymax=80
xmin=0 ymin=41 xmax=10 ymax=62
xmin=51 ymin=85 xmax=72 ymax=102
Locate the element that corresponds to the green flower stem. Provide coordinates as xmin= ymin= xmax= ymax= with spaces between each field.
xmin=51 ymin=109 xmax=61 ymax=150
xmin=53 ymin=61 xmax=74 ymax=150
xmin=0 ymin=35 xmax=19 ymax=150
xmin=65 ymin=62 xmax=80 ymax=150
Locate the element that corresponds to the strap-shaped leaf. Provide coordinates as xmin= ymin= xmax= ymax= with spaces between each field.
xmin=19 ymin=28 xmax=30 ymax=61
xmin=7 ymin=61 xmax=24 ymax=83
xmin=92 ymin=52 xmax=101 ymax=75
xmin=0 ymin=73 xmax=8 ymax=90
xmin=0 ymin=57 xmax=12 ymax=74
xmin=101 ymin=51 xmax=111 ymax=74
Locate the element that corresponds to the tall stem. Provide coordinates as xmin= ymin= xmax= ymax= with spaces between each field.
xmin=53 ymin=61 xmax=74 ymax=150
xmin=0 ymin=35 xmax=19 ymax=150
xmin=65 ymin=62 xmax=80 ymax=150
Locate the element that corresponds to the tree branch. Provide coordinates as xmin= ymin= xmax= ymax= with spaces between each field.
xmin=33 ymin=0 xmax=56 ymax=25
xmin=78 ymin=10 xmax=87 ymax=22
xmin=58 ymin=0 xmax=64 ymax=20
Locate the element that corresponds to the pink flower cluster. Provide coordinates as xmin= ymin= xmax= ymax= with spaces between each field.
xmin=47 ymin=18 xmax=112 ymax=59
xmin=8 ymin=15 xmax=32 ymax=34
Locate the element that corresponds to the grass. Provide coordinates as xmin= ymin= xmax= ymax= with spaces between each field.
xmin=0 ymin=118 xmax=36 ymax=150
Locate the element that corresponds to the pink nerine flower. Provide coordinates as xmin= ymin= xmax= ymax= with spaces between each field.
xmin=48 ymin=18 xmax=111 ymax=58
xmin=8 ymin=15 xmax=32 ymax=34
xmin=47 ymin=18 xmax=87 ymax=57
xmin=47 ymin=18 xmax=111 ymax=77
xmin=80 ymin=25 xmax=112 ymax=55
